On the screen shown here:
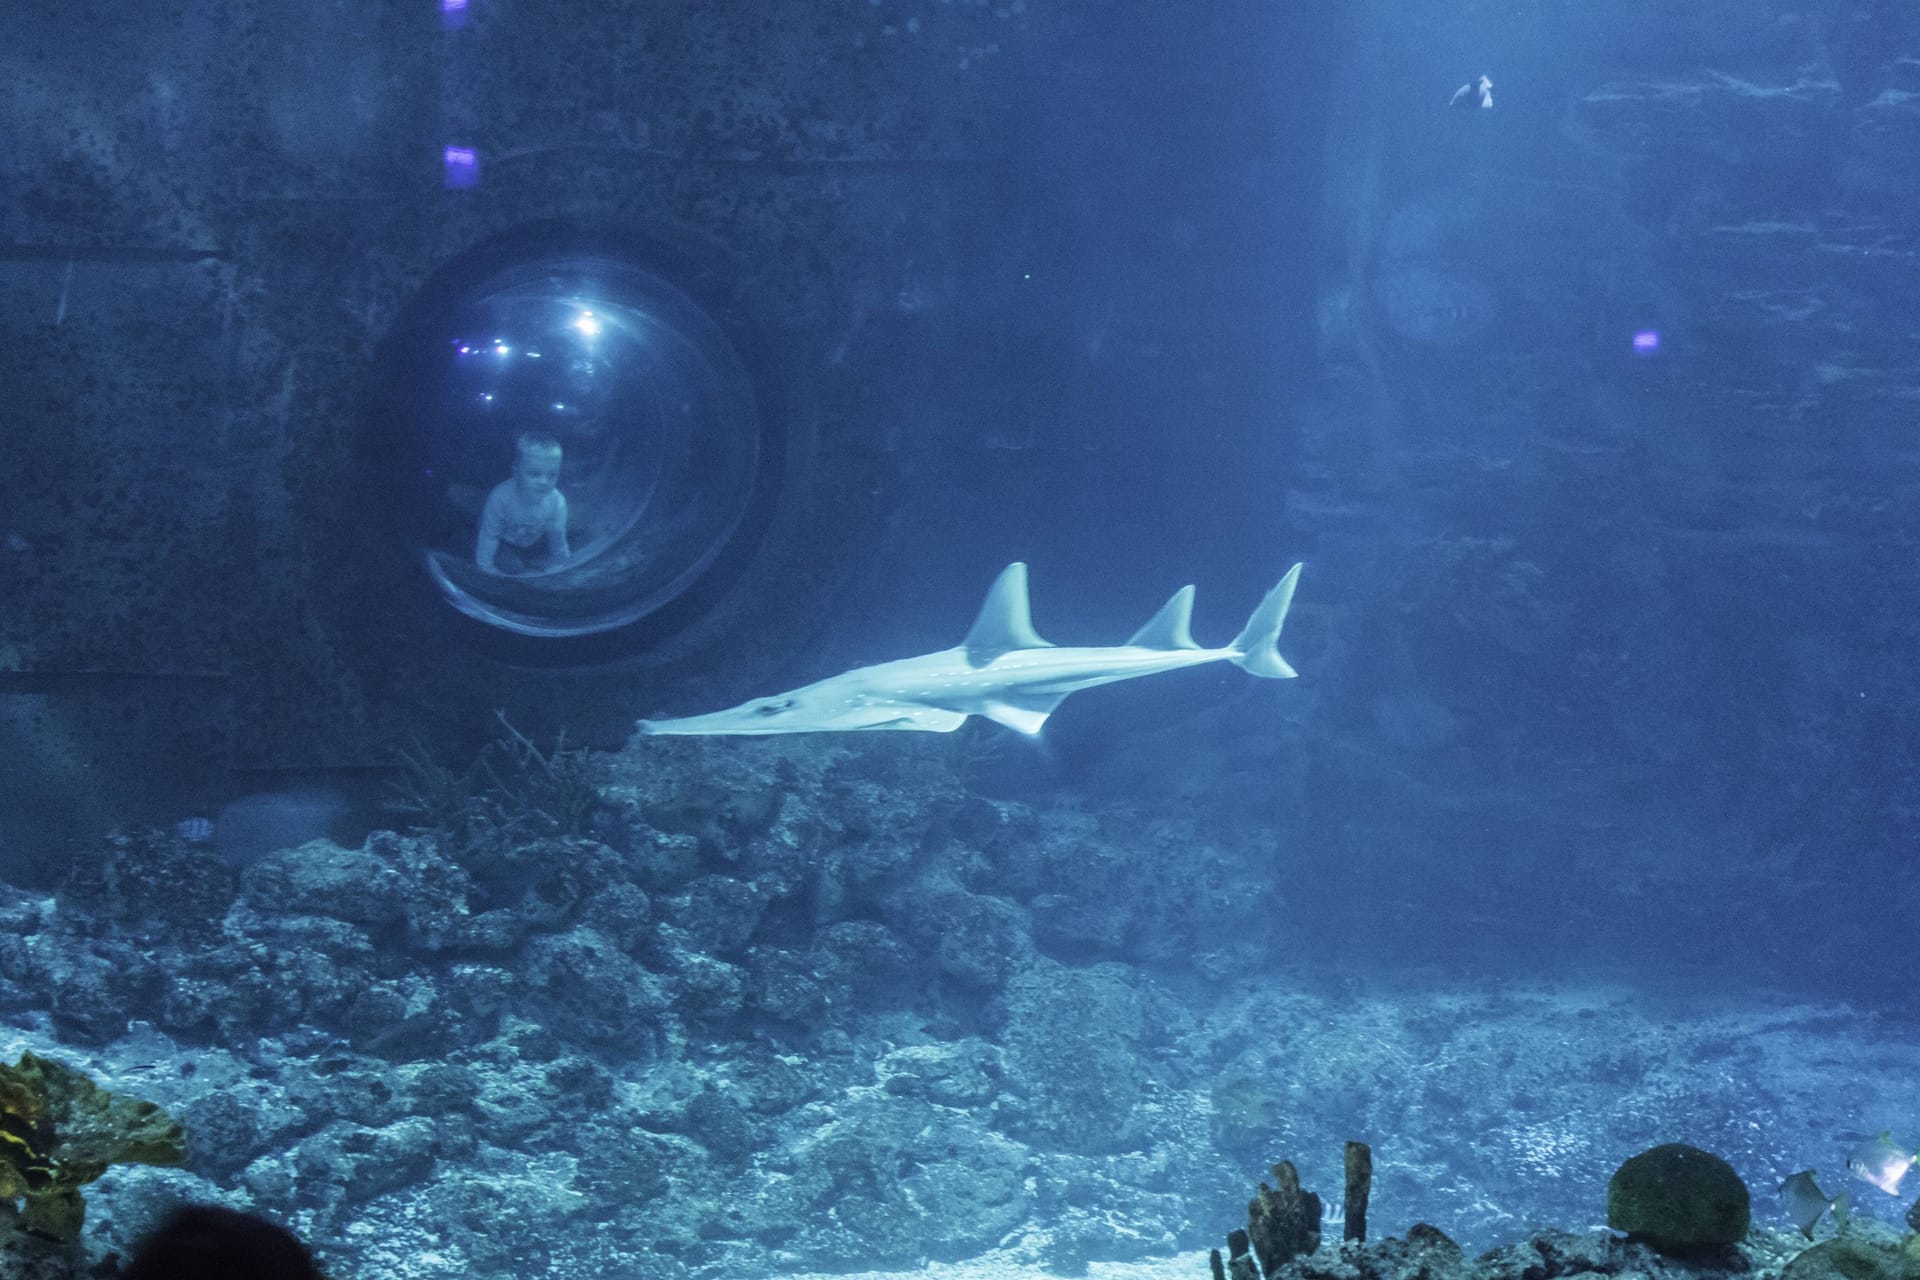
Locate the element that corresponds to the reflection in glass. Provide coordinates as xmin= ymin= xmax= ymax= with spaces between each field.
xmin=389 ymin=253 xmax=764 ymax=638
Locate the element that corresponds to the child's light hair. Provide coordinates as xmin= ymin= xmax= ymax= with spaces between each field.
xmin=515 ymin=432 xmax=563 ymax=462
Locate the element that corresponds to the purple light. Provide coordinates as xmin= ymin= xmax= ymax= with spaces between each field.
xmin=443 ymin=146 xmax=479 ymax=190
xmin=1631 ymin=329 xmax=1660 ymax=354
xmin=440 ymin=0 xmax=469 ymax=29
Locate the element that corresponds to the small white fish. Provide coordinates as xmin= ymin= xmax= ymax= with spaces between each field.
xmin=1449 ymin=74 xmax=1493 ymax=110
xmin=174 ymin=817 xmax=214 ymax=844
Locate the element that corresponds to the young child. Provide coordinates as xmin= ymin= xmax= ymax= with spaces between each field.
xmin=476 ymin=432 xmax=572 ymax=575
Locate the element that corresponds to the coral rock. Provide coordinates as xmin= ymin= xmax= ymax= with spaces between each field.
xmin=1606 ymin=1143 xmax=1749 ymax=1251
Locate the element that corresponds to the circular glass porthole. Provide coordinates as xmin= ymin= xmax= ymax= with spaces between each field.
xmin=375 ymin=228 xmax=776 ymax=640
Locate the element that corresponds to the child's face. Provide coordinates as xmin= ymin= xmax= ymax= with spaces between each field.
xmin=514 ymin=449 xmax=561 ymax=499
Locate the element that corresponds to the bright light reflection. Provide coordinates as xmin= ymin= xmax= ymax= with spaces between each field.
xmin=443 ymin=146 xmax=479 ymax=189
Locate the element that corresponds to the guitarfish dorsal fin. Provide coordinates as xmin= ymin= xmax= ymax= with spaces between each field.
xmin=963 ymin=562 xmax=1054 ymax=666
xmin=1127 ymin=585 xmax=1200 ymax=650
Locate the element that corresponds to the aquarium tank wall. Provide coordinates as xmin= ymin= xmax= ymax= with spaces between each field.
xmin=1 ymin=1 xmax=1918 ymax=1278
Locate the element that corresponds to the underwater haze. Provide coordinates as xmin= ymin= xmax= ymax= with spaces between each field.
xmin=2 ymin=1 xmax=1919 ymax=1279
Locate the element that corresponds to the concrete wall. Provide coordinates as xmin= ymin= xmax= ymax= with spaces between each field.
xmin=0 ymin=1 xmax=1320 ymax=854
xmin=1249 ymin=0 xmax=1920 ymax=974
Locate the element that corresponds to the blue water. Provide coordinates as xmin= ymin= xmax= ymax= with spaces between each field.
xmin=5 ymin=1 xmax=1920 ymax=1277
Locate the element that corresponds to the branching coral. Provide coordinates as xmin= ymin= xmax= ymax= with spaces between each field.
xmin=385 ymin=712 xmax=603 ymax=851
xmin=484 ymin=711 xmax=601 ymax=838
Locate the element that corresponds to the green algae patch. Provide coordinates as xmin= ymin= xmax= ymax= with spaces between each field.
xmin=0 ymin=1052 xmax=186 ymax=1241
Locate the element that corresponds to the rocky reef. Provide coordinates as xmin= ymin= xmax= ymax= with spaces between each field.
xmin=0 ymin=729 xmax=1909 ymax=1279
xmin=1205 ymin=1144 xmax=1918 ymax=1280
xmin=0 ymin=731 xmax=1276 ymax=1277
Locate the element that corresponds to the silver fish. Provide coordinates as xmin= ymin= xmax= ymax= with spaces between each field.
xmin=1846 ymin=1132 xmax=1916 ymax=1195
xmin=1778 ymin=1170 xmax=1847 ymax=1239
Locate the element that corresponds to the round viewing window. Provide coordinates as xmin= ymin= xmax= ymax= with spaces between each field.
xmin=377 ymin=233 xmax=774 ymax=640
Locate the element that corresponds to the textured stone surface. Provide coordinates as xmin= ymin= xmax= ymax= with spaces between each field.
xmin=1606 ymin=1144 xmax=1750 ymax=1249
xmin=1778 ymin=1232 xmax=1920 ymax=1280
xmin=0 ymin=0 xmax=1053 ymax=790
xmin=0 ymin=729 xmax=1910 ymax=1275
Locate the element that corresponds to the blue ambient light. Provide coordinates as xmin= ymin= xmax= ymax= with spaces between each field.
xmin=443 ymin=146 xmax=479 ymax=190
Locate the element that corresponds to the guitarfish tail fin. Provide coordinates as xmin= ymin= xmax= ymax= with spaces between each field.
xmin=1228 ymin=563 xmax=1302 ymax=679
